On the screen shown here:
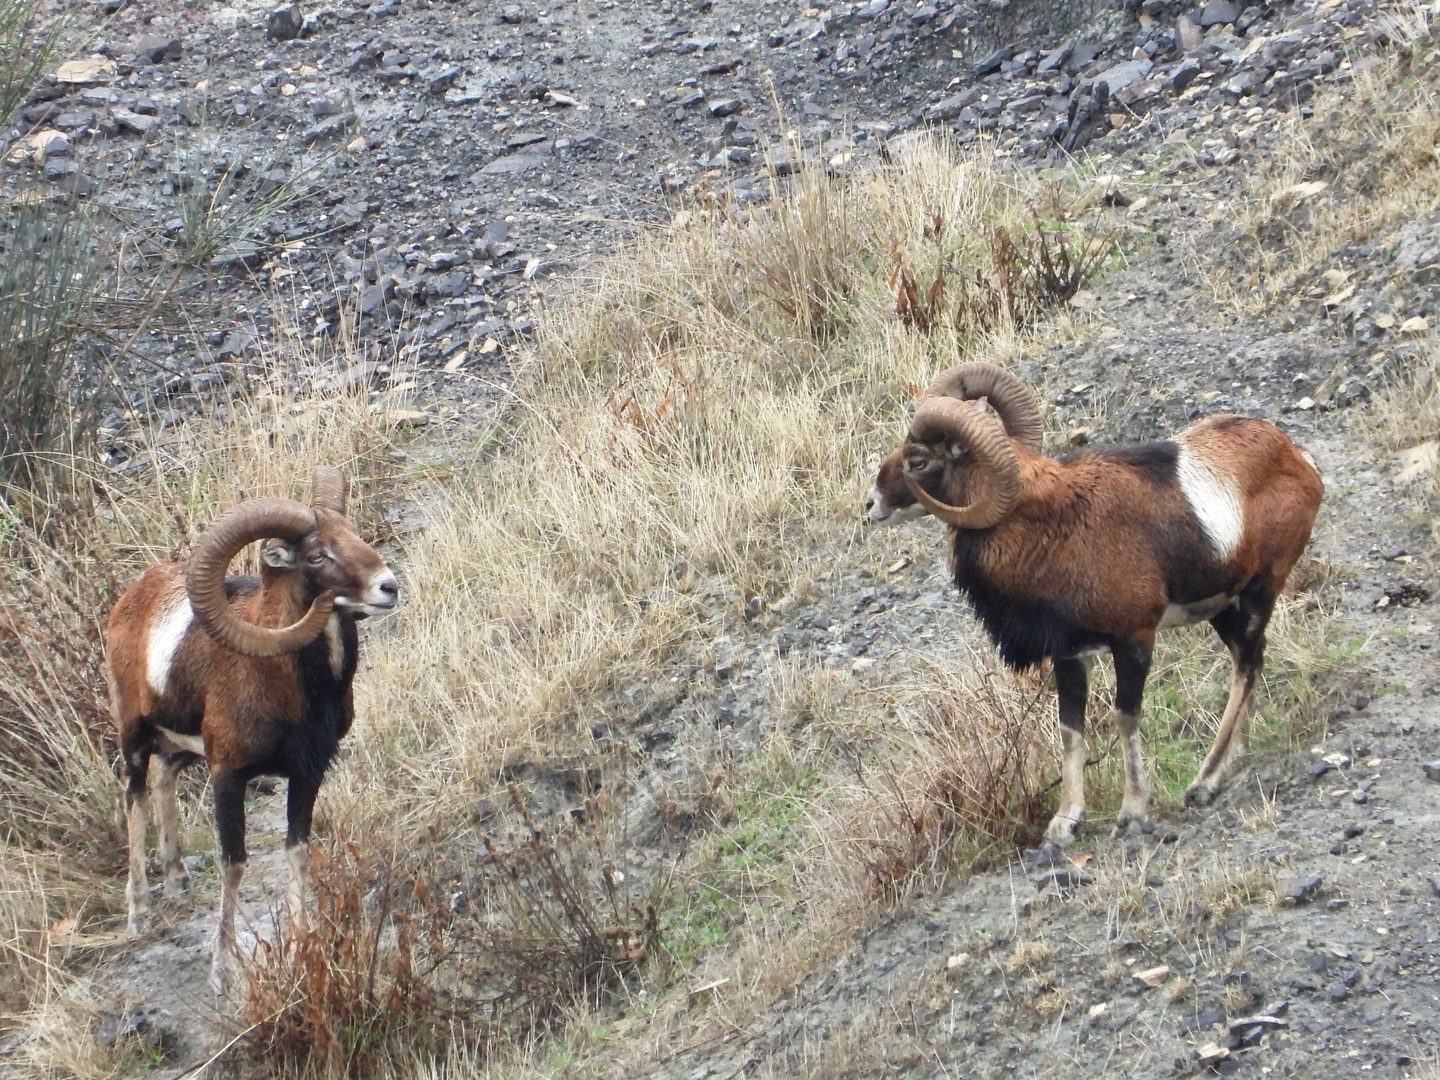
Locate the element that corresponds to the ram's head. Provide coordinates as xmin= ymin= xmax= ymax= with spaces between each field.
xmin=866 ymin=362 xmax=1043 ymax=529
xmin=185 ymin=468 xmax=398 ymax=657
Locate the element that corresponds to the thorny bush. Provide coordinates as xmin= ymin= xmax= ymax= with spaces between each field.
xmin=856 ymin=667 xmax=1055 ymax=900
xmin=240 ymin=786 xmax=659 ymax=1078
xmin=891 ymin=187 xmax=1115 ymax=335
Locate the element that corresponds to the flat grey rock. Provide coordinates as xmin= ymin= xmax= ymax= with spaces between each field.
xmin=478 ymin=150 xmax=550 ymax=175
xmin=1093 ymin=58 xmax=1153 ymax=93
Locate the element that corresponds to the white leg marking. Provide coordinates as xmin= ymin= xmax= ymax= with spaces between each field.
xmin=285 ymin=843 xmax=309 ymax=932
xmin=1046 ymin=725 xmax=1088 ymax=846
xmin=126 ymin=792 xmax=151 ymax=934
xmin=211 ymin=862 xmax=245 ymax=996
xmin=1176 ymin=443 xmax=1244 ymax=560
xmin=146 ymin=592 xmax=193 ymax=697
xmin=1113 ymin=711 xmax=1151 ymax=830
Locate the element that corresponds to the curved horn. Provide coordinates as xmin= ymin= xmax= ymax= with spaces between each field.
xmin=311 ymin=467 xmax=347 ymax=516
xmin=926 ymin=362 xmax=1044 ymax=452
xmin=186 ymin=498 xmax=335 ymax=658
xmin=903 ymin=397 xmax=1022 ymax=529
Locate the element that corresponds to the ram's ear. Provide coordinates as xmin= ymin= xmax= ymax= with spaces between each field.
xmin=945 ymin=442 xmax=970 ymax=463
xmin=260 ymin=539 xmax=298 ymax=569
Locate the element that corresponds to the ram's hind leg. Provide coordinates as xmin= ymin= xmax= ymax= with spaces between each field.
xmin=120 ymin=727 xmax=154 ymax=934
xmin=1045 ymin=657 xmax=1090 ymax=847
xmin=154 ymin=753 xmax=195 ymax=899
xmin=1111 ymin=638 xmax=1154 ymax=835
xmin=1186 ymin=582 xmax=1276 ymax=807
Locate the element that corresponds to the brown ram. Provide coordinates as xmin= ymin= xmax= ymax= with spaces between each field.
xmin=866 ymin=364 xmax=1322 ymax=846
xmin=106 ymin=468 xmax=398 ymax=991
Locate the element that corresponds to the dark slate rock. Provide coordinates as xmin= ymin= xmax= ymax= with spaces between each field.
xmin=431 ymin=270 xmax=470 ymax=297
xmin=1172 ymin=58 xmax=1203 ymax=91
xmin=1033 ymin=866 xmax=1094 ymax=892
xmin=927 ymin=87 xmax=981 ymax=120
xmin=111 ymin=107 xmax=154 ymax=134
xmin=267 ymin=4 xmax=305 ymax=41
xmin=422 ymin=65 xmax=461 ymax=93
xmin=1199 ymin=0 xmax=1241 ymax=26
xmin=1179 ymin=1007 xmax=1226 ymax=1034
xmin=132 ymin=34 xmax=182 ymax=63
xmin=301 ymin=112 xmax=357 ymax=144
xmin=972 ymin=46 xmax=1014 ymax=78
xmin=1094 ymin=57 xmax=1153 ymax=93
xmin=478 ymin=150 xmax=549 ymax=175
xmin=1037 ymin=39 xmax=1073 ymax=72
xmin=1278 ymin=871 xmax=1324 ymax=905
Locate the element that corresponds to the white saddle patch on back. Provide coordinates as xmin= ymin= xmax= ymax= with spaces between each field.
xmin=146 ymin=592 xmax=193 ymax=697
xmin=1176 ymin=443 xmax=1244 ymax=560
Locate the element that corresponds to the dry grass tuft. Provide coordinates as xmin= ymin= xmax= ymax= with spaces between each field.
xmin=1010 ymin=939 xmax=1057 ymax=972
xmin=1228 ymin=20 xmax=1440 ymax=301
xmin=0 ymin=505 xmax=119 ymax=864
xmin=846 ymin=659 xmax=1055 ymax=899
xmin=1372 ymin=338 xmax=1440 ymax=512
xmin=1029 ymin=987 xmax=1077 ymax=1018
xmin=1219 ymin=981 xmax=1256 ymax=1017
xmin=240 ymin=789 xmax=653 ymax=1079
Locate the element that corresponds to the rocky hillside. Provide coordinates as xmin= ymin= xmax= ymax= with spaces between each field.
xmin=4 ymin=0 xmax=1440 ymax=1077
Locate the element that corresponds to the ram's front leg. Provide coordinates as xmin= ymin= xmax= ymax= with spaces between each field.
xmin=284 ymin=775 xmax=320 ymax=933
xmin=1045 ymin=656 xmax=1090 ymax=847
xmin=210 ymin=769 xmax=247 ymax=997
xmin=1110 ymin=637 xmax=1154 ymax=836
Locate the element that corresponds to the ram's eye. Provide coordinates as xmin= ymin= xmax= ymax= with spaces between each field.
xmin=307 ymin=552 xmax=327 ymax=567
xmin=903 ymin=457 xmax=928 ymax=475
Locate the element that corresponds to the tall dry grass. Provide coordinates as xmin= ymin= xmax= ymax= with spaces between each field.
xmin=326 ymin=140 xmax=1052 ymax=843
xmin=0 ymin=132 xmax=1350 ymax=1079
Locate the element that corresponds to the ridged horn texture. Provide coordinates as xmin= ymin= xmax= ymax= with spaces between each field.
xmin=311 ymin=466 xmax=347 ymax=515
xmin=186 ymin=498 xmax=335 ymax=658
xmin=926 ymin=362 xmax=1044 ymax=452
xmin=903 ymin=397 xmax=1022 ymax=529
